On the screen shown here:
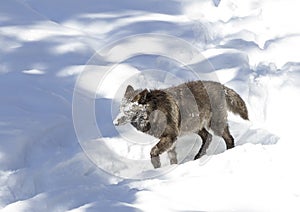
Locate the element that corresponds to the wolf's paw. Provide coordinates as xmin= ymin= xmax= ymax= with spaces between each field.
xmin=151 ymin=156 xmax=161 ymax=168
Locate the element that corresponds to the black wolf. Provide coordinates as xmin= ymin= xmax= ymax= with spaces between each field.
xmin=114 ymin=80 xmax=248 ymax=168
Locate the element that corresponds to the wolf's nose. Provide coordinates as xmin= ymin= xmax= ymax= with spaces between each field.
xmin=113 ymin=118 xmax=120 ymax=126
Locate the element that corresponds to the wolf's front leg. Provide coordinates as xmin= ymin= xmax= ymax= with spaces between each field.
xmin=167 ymin=146 xmax=177 ymax=165
xmin=150 ymin=136 xmax=176 ymax=168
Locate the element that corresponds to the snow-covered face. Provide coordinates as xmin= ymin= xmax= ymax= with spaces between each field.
xmin=113 ymin=100 xmax=148 ymax=126
xmin=113 ymin=85 xmax=149 ymax=129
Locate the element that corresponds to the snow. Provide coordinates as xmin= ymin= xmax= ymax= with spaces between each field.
xmin=1 ymin=0 xmax=300 ymax=211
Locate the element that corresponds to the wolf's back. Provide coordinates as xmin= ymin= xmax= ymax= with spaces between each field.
xmin=223 ymin=86 xmax=249 ymax=120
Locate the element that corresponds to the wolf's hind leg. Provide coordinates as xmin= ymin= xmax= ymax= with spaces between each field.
xmin=194 ymin=128 xmax=212 ymax=160
xmin=167 ymin=146 xmax=178 ymax=165
xmin=150 ymin=136 xmax=176 ymax=168
xmin=222 ymin=124 xmax=234 ymax=149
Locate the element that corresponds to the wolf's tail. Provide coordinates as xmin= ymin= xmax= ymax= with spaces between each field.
xmin=224 ymin=86 xmax=249 ymax=120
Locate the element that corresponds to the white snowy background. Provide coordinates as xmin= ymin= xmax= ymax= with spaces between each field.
xmin=1 ymin=0 xmax=300 ymax=211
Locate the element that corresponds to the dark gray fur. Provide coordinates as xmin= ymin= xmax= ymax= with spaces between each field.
xmin=114 ymin=80 xmax=249 ymax=168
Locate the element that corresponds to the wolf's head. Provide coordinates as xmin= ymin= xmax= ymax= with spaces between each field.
xmin=113 ymin=85 xmax=151 ymax=132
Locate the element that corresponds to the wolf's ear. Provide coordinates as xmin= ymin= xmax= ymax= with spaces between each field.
xmin=133 ymin=89 xmax=149 ymax=104
xmin=125 ymin=85 xmax=134 ymax=97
